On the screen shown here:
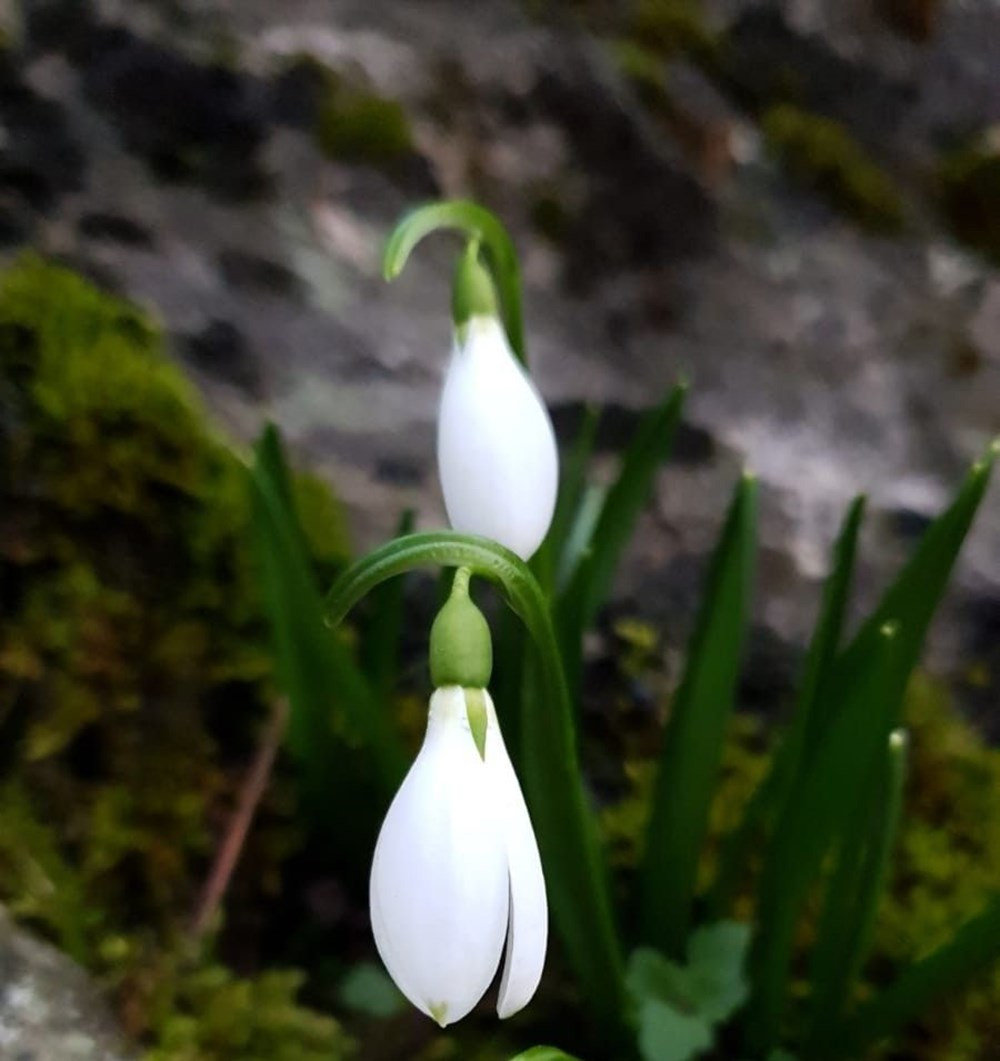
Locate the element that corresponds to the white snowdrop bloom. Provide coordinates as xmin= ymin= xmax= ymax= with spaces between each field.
xmin=369 ymin=685 xmax=548 ymax=1027
xmin=437 ymin=315 xmax=559 ymax=560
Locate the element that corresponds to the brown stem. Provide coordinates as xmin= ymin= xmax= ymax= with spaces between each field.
xmin=189 ymin=697 xmax=289 ymax=944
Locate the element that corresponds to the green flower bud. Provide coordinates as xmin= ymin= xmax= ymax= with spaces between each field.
xmin=429 ymin=568 xmax=493 ymax=689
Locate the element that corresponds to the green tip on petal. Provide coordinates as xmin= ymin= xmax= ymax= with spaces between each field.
xmin=452 ymin=240 xmax=498 ymax=328
xmin=429 ymin=1001 xmax=448 ymax=1027
xmin=463 ymin=688 xmax=488 ymax=760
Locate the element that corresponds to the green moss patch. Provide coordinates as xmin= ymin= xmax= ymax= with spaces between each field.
xmin=316 ymin=78 xmax=414 ymax=166
xmin=0 ymin=257 xmax=352 ymax=1059
xmin=938 ymin=143 xmax=1000 ymax=266
xmin=762 ymin=104 xmax=905 ymax=232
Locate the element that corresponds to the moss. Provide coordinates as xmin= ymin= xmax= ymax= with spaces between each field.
xmin=528 ymin=184 xmax=574 ymax=245
xmin=315 ymin=74 xmax=414 ymax=166
xmin=937 ymin=142 xmax=1000 ymax=266
xmin=613 ymin=39 xmax=673 ymax=115
xmin=629 ymin=0 xmax=717 ymax=61
xmin=873 ymin=675 xmax=1000 ymax=1059
xmin=0 ymin=256 xmax=353 ymax=1056
xmin=598 ymin=675 xmax=1000 ymax=1057
xmin=762 ymin=104 xmax=905 ymax=233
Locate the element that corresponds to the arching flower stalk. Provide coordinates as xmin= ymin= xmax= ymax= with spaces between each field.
xmin=369 ymin=569 xmax=548 ymax=1026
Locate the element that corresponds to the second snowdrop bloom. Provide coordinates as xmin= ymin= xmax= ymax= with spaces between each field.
xmin=437 ymin=247 xmax=558 ymax=560
xmin=369 ymin=570 xmax=548 ymax=1026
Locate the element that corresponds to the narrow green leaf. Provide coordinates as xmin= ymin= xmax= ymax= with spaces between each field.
xmin=640 ymin=474 xmax=757 ymax=956
xmin=569 ymin=384 xmax=687 ymax=627
xmin=744 ymin=623 xmax=901 ymax=1055
xmin=806 ymin=729 xmax=908 ymax=1053
xmin=556 ymin=483 xmax=606 ymax=596
xmin=837 ymin=893 xmax=1000 ymax=1056
xmin=325 ymin=531 xmax=626 ymax=1038
xmin=707 ymin=496 xmax=865 ymax=917
xmin=251 ymin=428 xmax=406 ymax=803
xmin=831 ymin=442 xmax=997 ymax=731
xmin=547 ymin=404 xmax=602 ymax=588
xmin=362 ymin=508 xmax=415 ymax=699
xmin=382 ymin=199 xmax=526 ymax=362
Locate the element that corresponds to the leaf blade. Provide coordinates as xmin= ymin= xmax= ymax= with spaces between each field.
xmin=640 ymin=473 xmax=757 ymax=955
xmin=706 ymin=495 xmax=866 ymax=917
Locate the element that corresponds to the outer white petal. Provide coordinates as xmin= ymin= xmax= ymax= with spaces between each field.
xmin=437 ymin=316 xmax=559 ymax=560
xmin=370 ymin=687 xmax=509 ymax=1026
xmin=483 ymin=691 xmax=548 ymax=1018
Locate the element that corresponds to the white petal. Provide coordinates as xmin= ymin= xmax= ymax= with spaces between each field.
xmin=483 ymin=692 xmax=548 ymax=1018
xmin=437 ymin=316 xmax=559 ymax=560
xmin=370 ymin=687 xmax=509 ymax=1026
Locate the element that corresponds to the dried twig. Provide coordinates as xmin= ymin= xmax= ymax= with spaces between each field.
xmin=189 ymin=697 xmax=289 ymax=944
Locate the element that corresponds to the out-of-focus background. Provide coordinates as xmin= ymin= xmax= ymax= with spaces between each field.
xmin=0 ymin=0 xmax=999 ymax=1058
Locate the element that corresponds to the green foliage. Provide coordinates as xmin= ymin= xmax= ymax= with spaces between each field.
xmin=937 ymin=141 xmax=1000 ymax=266
xmin=144 ymin=964 xmax=353 ymax=1061
xmin=762 ymin=104 xmax=905 ymax=232
xmin=0 ymin=257 xmax=354 ymax=1056
xmin=337 ymin=961 xmax=406 ymax=1019
xmin=629 ymin=0 xmax=717 ymax=61
xmin=626 ymin=923 xmax=750 ymax=1061
xmin=315 ymin=71 xmax=414 ymax=166
xmin=641 ymin=475 xmax=756 ymax=956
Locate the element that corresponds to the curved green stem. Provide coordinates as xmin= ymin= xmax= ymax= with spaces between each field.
xmin=325 ymin=531 xmax=626 ymax=1037
xmin=382 ymin=200 xmax=527 ymax=363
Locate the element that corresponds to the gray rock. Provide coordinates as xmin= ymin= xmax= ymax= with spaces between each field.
xmin=0 ymin=908 xmax=133 ymax=1060
xmin=3 ymin=0 xmax=999 ymax=707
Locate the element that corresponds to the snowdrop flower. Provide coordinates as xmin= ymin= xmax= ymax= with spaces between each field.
xmin=437 ymin=245 xmax=558 ymax=560
xmin=369 ymin=571 xmax=548 ymax=1026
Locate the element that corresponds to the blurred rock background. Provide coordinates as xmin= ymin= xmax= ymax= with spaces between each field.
xmin=1 ymin=0 xmax=998 ymax=720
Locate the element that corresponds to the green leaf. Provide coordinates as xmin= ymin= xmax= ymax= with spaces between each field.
xmin=635 ymin=999 xmax=713 ymax=1061
xmin=805 ymin=729 xmax=907 ymax=1052
xmin=626 ymin=922 xmax=751 ymax=1030
xmin=745 ymin=622 xmax=901 ymax=1055
xmin=640 ymin=473 xmax=757 ymax=955
xmin=324 ymin=531 xmax=626 ymax=1039
xmin=508 ymin=1049 xmax=585 ymax=1061
xmin=831 ymin=442 xmax=997 ymax=733
xmin=707 ymin=495 xmax=865 ymax=918
xmin=251 ymin=426 xmax=406 ymax=810
xmin=686 ymin=921 xmax=753 ymax=1022
xmin=337 ymin=962 xmax=405 ymax=1018
xmin=563 ymin=384 xmax=687 ymax=629
xmin=382 ymin=199 xmax=526 ymax=362
xmin=837 ymin=893 xmax=1000 ymax=1056
xmin=546 ymin=403 xmax=602 ymax=591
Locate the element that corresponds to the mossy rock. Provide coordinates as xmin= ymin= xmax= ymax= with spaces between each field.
xmin=938 ymin=142 xmax=1000 ymax=267
xmin=762 ymin=103 xmax=905 ymax=233
xmin=629 ymin=0 xmax=718 ymax=62
xmin=315 ymin=74 xmax=414 ymax=167
xmin=0 ymin=256 xmax=352 ymax=1056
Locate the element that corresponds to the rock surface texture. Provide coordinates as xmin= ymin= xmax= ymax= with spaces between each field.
xmin=0 ymin=907 xmax=133 ymax=1060
xmin=0 ymin=0 xmax=998 ymax=721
